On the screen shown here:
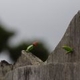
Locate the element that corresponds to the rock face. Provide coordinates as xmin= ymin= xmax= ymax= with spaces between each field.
xmin=5 ymin=63 xmax=80 ymax=80
xmin=0 ymin=50 xmax=43 ymax=80
xmin=47 ymin=11 xmax=80 ymax=63
xmin=0 ymin=60 xmax=13 ymax=80
xmin=14 ymin=50 xmax=43 ymax=68
xmin=2 ymin=11 xmax=80 ymax=80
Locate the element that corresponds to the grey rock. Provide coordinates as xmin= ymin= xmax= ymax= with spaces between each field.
xmin=5 ymin=62 xmax=80 ymax=80
xmin=47 ymin=11 xmax=80 ymax=63
xmin=0 ymin=60 xmax=13 ymax=80
xmin=13 ymin=50 xmax=43 ymax=68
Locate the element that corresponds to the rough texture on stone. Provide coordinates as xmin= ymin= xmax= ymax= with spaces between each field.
xmin=0 ymin=60 xmax=13 ymax=80
xmin=47 ymin=11 xmax=80 ymax=63
xmin=0 ymin=50 xmax=43 ymax=80
xmin=14 ymin=50 xmax=43 ymax=68
xmin=5 ymin=63 xmax=80 ymax=80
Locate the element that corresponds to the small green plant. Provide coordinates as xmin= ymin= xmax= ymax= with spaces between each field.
xmin=26 ymin=41 xmax=38 ymax=52
xmin=62 ymin=45 xmax=73 ymax=54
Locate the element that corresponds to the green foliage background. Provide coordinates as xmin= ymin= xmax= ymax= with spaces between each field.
xmin=0 ymin=23 xmax=49 ymax=62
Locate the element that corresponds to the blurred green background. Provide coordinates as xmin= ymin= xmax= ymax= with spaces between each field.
xmin=0 ymin=23 xmax=49 ymax=63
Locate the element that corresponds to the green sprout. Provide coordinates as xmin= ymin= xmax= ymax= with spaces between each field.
xmin=62 ymin=45 xmax=73 ymax=54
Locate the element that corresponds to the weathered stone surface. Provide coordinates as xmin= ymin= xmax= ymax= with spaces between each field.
xmin=0 ymin=50 xmax=43 ymax=80
xmin=14 ymin=50 xmax=43 ymax=68
xmin=47 ymin=11 xmax=80 ymax=63
xmin=5 ymin=62 xmax=80 ymax=80
xmin=0 ymin=60 xmax=13 ymax=80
